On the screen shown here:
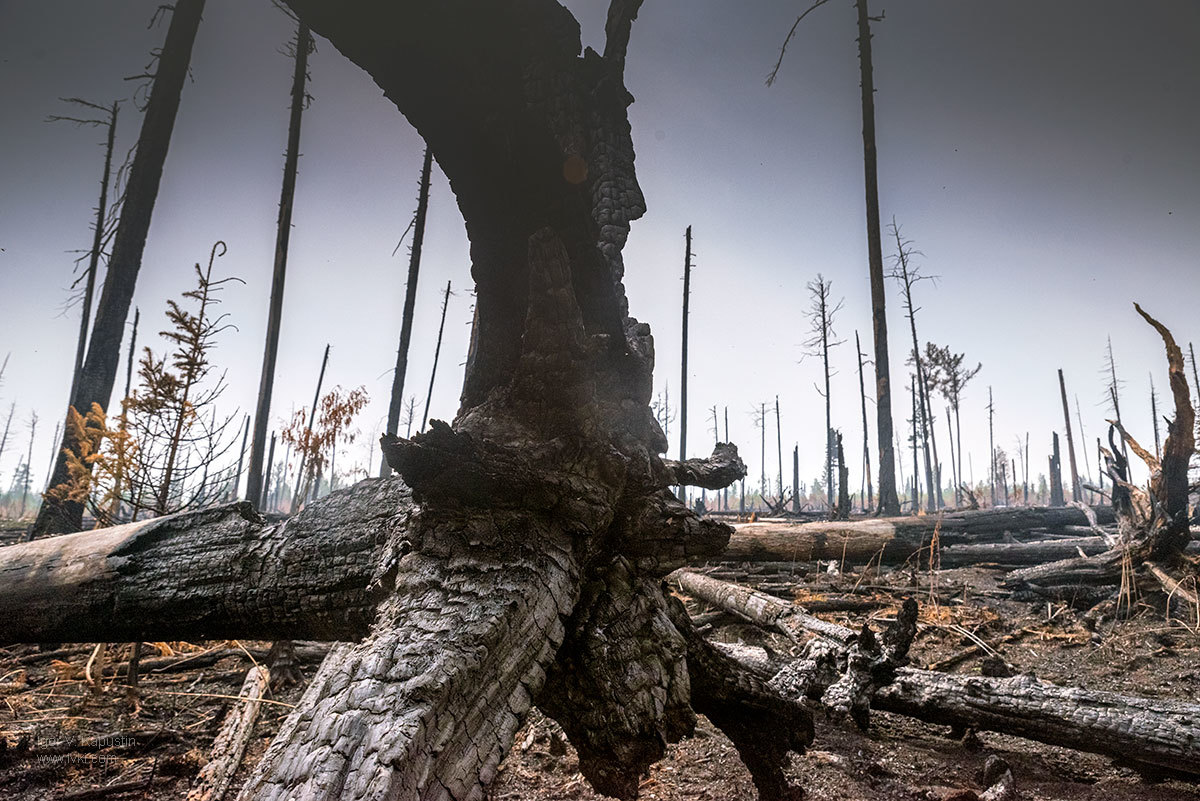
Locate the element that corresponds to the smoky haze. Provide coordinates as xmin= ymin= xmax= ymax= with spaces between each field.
xmin=0 ymin=0 xmax=1197 ymax=505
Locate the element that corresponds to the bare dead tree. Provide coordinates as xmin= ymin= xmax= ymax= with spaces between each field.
xmin=35 ymin=0 xmax=207 ymax=537
xmin=988 ymin=387 xmax=996 ymax=507
xmin=47 ymin=99 xmax=121 ymax=405
xmin=1074 ymin=395 xmax=1091 ymax=492
xmin=855 ymin=331 xmax=873 ymax=511
xmin=18 ymin=412 xmax=38 ymax=518
xmin=290 ymin=344 xmax=329 ymax=511
xmin=678 ymin=226 xmax=692 ymax=501
xmin=419 ymin=280 xmax=453 ymax=432
xmin=380 ymin=148 xmax=433 ymax=477
xmin=753 ymin=400 xmax=768 ymax=505
xmin=888 ymin=220 xmax=941 ymax=511
xmin=910 ymin=374 xmax=920 ymax=512
xmin=802 ymin=274 xmax=844 ymax=510
xmin=248 ymin=19 xmax=315 ymax=504
xmin=1103 ymin=336 xmax=1130 ymax=468
xmin=768 ymin=0 xmax=899 ymax=515
xmin=1048 ymin=432 xmax=1064 ymax=507
xmin=1058 ymin=369 xmax=1081 ymax=502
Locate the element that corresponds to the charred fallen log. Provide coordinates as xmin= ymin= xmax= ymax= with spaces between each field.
xmin=675 ymin=570 xmax=1200 ymax=778
xmin=0 ymin=480 xmax=406 ymax=643
xmin=719 ymin=506 xmax=1115 ymax=564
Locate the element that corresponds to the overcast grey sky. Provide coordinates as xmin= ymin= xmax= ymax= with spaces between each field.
xmin=1 ymin=1 xmax=1197 ymax=502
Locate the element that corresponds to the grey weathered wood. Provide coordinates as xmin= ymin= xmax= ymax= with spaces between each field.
xmin=719 ymin=506 xmax=1116 ymax=564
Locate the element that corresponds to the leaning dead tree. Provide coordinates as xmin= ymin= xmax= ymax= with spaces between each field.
xmin=35 ymin=0 xmax=207 ymax=536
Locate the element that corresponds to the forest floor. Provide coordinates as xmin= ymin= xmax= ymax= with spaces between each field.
xmin=0 ymin=549 xmax=1198 ymax=801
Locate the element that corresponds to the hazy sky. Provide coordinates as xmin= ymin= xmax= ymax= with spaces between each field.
xmin=1 ymin=1 xmax=1198 ymax=503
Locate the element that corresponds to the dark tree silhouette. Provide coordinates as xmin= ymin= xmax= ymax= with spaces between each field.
xmin=380 ymin=148 xmax=433 ymax=477
xmin=248 ymin=19 xmax=314 ymax=505
xmin=34 ymin=0 xmax=207 ymax=536
xmin=802 ymin=274 xmax=843 ymax=510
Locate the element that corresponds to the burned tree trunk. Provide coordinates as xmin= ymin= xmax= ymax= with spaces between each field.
xmin=250 ymin=1 xmax=808 ymax=798
xmin=247 ymin=20 xmax=313 ymax=505
xmin=854 ymin=0 xmax=901 ymax=516
xmin=720 ymin=505 xmax=1115 ymax=564
xmin=1049 ymin=432 xmax=1065 ymax=506
xmin=675 ymin=570 xmax=1200 ymax=778
xmin=35 ymin=0 xmax=207 ymax=536
xmin=379 ymin=148 xmax=433 ymax=477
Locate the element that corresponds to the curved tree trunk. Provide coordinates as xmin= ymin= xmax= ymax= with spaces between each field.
xmin=242 ymin=1 xmax=809 ymax=798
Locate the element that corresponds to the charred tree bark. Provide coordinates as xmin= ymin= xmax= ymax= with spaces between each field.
xmin=856 ymin=331 xmax=873 ymax=512
xmin=262 ymin=2 xmax=810 ymax=797
xmin=0 ymin=479 xmax=408 ymax=644
xmin=1058 ymin=369 xmax=1081 ymax=502
xmin=35 ymin=0 xmax=207 ymax=536
xmin=1049 ymin=432 xmax=1065 ymax=507
xmin=678 ymin=226 xmax=691 ymax=502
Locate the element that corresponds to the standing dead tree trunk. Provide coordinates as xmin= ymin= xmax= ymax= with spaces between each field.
xmin=1058 ymin=369 xmax=1081 ymax=502
xmin=803 ymin=274 xmax=843 ymax=511
xmin=987 ymin=386 xmax=996 ymax=506
xmin=34 ymin=0 xmax=207 ymax=537
xmin=47 ymin=99 xmax=121 ymax=406
xmin=851 ymin=0 xmax=900 ymax=516
xmin=1105 ymin=336 xmax=1130 ymax=468
xmin=1048 ymin=432 xmax=1065 ymax=507
xmin=290 ymin=343 xmax=328 ymax=510
xmin=418 ymin=279 xmax=452 ymax=432
xmin=247 ymin=20 xmax=313 ymax=505
xmin=379 ymin=148 xmax=433 ymax=477
xmin=676 ymin=226 xmax=696 ymax=501
xmin=766 ymin=0 xmax=898 ymax=515
xmin=888 ymin=220 xmax=939 ymax=511
xmin=855 ymin=331 xmax=873 ymax=511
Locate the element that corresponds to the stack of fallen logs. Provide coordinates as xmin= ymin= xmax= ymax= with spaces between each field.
xmin=668 ymin=567 xmax=1200 ymax=780
xmin=664 ymin=305 xmax=1200 ymax=785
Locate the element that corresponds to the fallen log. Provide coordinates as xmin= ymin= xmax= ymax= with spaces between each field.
xmin=0 ymin=479 xmax=405 ymax=644
xmin=188 ymin=665 xmax=271 ymax=801
xmin=719 ymin=506 xmax=1116 ymax=564
xmin=937 ymin=537 xmax=1112 ymax=567
xmin=872 ymin=669 xmax=1200 ymax=777
xmin=677 ymin=570 xmax=1200 ymax=777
